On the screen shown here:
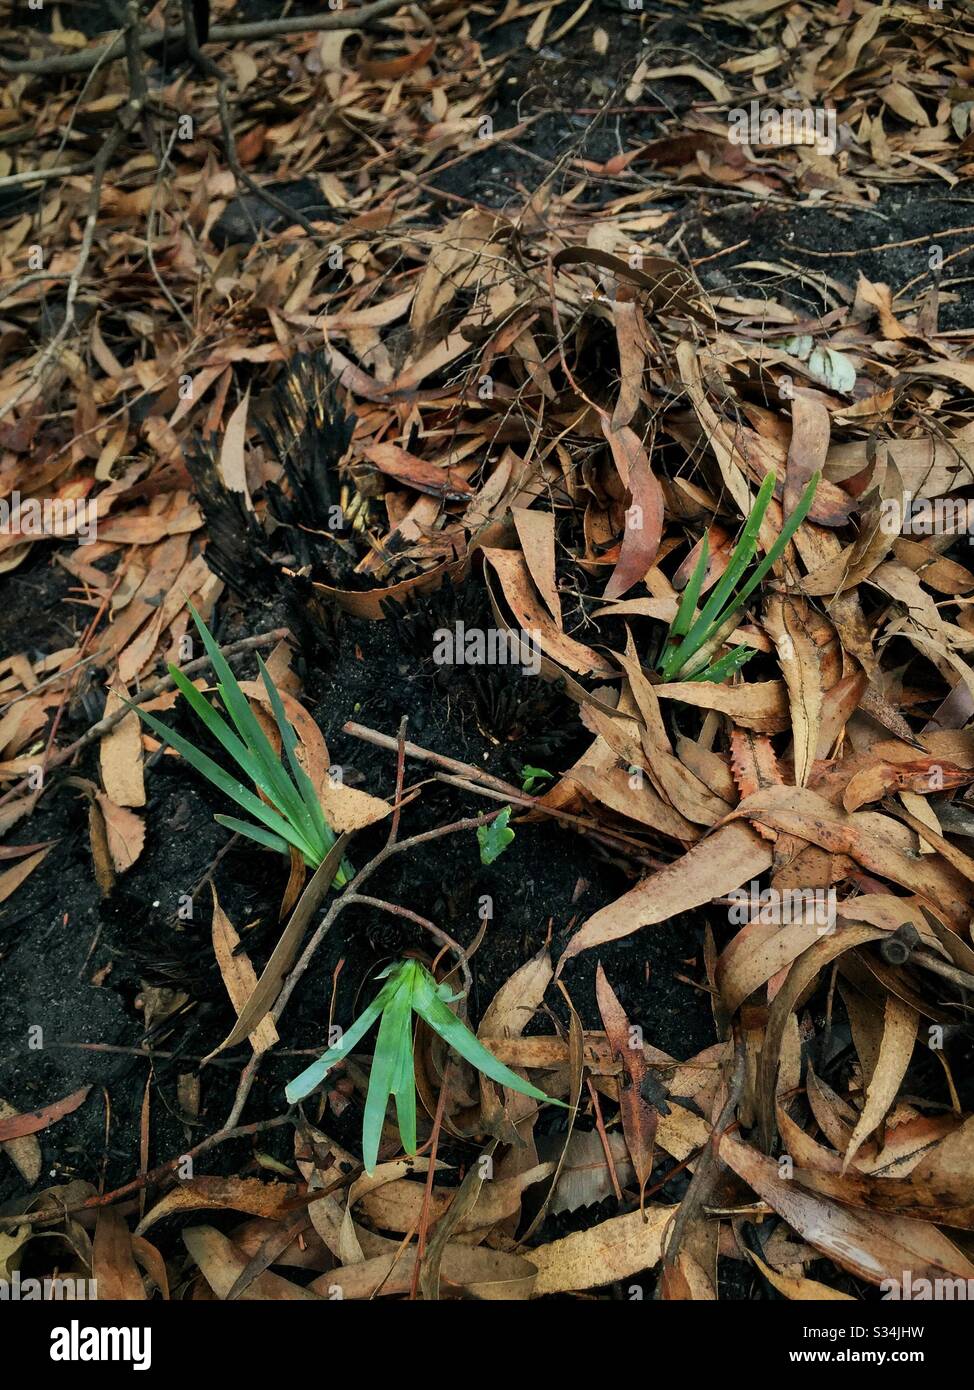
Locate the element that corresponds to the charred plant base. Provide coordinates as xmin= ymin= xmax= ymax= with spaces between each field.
xmin=0 ymin=560 xmax=716 ymax=1279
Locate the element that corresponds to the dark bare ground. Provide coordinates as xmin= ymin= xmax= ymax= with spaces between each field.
xmin=0 ymin=549 xmax=726 ymax=1283
xmin=2 ymin=0 xmax=971 ymax=1300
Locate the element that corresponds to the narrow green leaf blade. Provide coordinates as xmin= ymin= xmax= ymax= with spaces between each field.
xmin=392 ymin=1009 xmax=418 ymax=1159
xmin=213 ymin=815 xmax=293 ymax=857
xmin=660 ymin=533 xmax=709 ymax=675
xmin=362 ymin=987 xmax=411 ymax=1173
xmin=214 ymin=676 xmax=317 ymax=840
xmin=663 ymin=470 xmax=775 ymax=676
xmin=687 ymin=645 xmax=756 ymax=683
xmin=128 ymin=700 xmax=311 ymax=854
xmin=413 ymin=971 xmax=565 ymax=1107
xmin=187 ymin=606 xmax=316 ymax=842
xmin=672 ymin=533 xmax=709 ymax=642
xmin=704 ymin=468 xmax=820 ymax=625
xmin=257 ymin=655 xmax=330 ymax=844
xmin=169 ymin=664 xmax=257 ymax=776
xmin=284 ymin=992 xmax=388 ymax=1104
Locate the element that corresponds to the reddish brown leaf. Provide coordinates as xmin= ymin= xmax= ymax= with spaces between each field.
xmin=0 ymin=1086 xmax=91 ymax=1141
xmin=594 ymin=964 xmax=658 ymax=1213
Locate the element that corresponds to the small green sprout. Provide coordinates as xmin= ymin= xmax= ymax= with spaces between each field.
xmin=477 ymin=806 xmax=515 ymax=865
xmin=658 ymin=470 xmax=820 ymax=683
xmin=520 ymin=765 xmax=553 ymax=794
xmin=286 ymin=958 xmax=566 ymax=1173
xmin=130 ymin=605 xmax=352 ymax=885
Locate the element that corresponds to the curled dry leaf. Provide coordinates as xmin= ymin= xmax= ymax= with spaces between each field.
xmin=0 ymin=845 xmax=52 ymax=905
xmin=527 ymin=1204 xmax=678 ymax=1295
xmin=843 ymin=757 xmax=974 ymax=813
xmin=93 ymin=793 xmax=145 ymax=873
xmin=0 ymin=1097 xmax=42 ymax=1186
xmin=764 ymin=596 xmax=822 ymax=787
xmin=210 ymin=885 xmax=279 ymax=1057
xmin=559 ymin=822 xmax=773 ymax=967
xmin=600 ymin=419 xmax=664 ymax=601
xmin=748 ymin=1247 xmax=854 ymax=1301
xmin=93 ymin=1207 xmax=146 ymax=1301
xmin=732 ymin=786 xmax=969 ymax=928
xmin=595 ymin=963 xmax=657 ymax=1213
xmin=184 ymin=1226 xmax=321 ymax=1301
xmin=510 ymin=507 xmax=561 ymax=623
xmin=842 ymin=994 xmax=918 ymax=1171
xmin=202 ymin=836 xmax=350 ymax=1062
xmin=0 ymin=1086 xmax=90 ymax=1142
xmin=98 ymin=689 xmax=146 ymax=808
xmin=309 ymin=1244 xmax=538 ymax=1301
xmin=656 ymin=680 xmax=790 ymax=734
xmin=137 ymin=1177 xmax=302 ymax=1236
xmin=721 ymin=1136 xmax=974 ymax=1288
xmin=483 ymin=547 xmax=614 ymax=676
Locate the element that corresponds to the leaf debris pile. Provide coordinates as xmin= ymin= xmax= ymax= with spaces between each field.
xmin=2 ymin=0 xmax=974 ymax=1304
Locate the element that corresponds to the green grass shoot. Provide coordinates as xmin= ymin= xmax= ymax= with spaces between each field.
xmin=129 ymin=605 xmax=352 ymax=885
xmin=658 ymin=470 xmax=820 ymax=682
xmin=286 ymin=958 xmax=566 ymax=1173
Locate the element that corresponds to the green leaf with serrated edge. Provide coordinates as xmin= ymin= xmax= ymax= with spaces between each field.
xmin=477 ymin=807 xmax=515 ymax=865
xmin=411 ymin=967 xmax=566 ymax=1107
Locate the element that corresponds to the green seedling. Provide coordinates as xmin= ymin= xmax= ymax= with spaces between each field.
xmin=477 ymin=806 xmax=515 ymax=865
xmin=520 ymin=765 xmax=553 ymax=794
xmin=286 ymin=958 xmax=566 ymax=1172
xmin=130 ymin=605 xmax=352 ymax=885
xmin=658 ymin=470 xmax=820 ymax=682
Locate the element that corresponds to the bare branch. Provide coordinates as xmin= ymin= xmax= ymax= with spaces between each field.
xmin=0 ymin=0 xmax=407 ymax=77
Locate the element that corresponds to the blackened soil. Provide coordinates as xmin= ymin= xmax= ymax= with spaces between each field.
xmin=4 ymin=0 xmax=971 ymax=1297
xmin=451 ymin=1 xmax=974 ymax=331
xmin=0 ymin=548 xmax=718 ymax=1285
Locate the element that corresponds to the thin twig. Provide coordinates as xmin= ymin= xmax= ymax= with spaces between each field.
xmin=655 ymin=1032 xmax=745 ymax=1295
xmin=351 ymin=894 xmax=471 ymax=995
xmin=388 ymin=716 xmax=408 ymax=844
xmin=344 ymin=720 xmax=668 ymax=866
xmin=218 ymin=811 xmax=502 ymax=1130
xmin=0 ymin=164 xmax=91 ymax=191
xmin=179 ymin=0 xmax=326 ymax=241
xmin=1 ymin=1115 xmax=292 ymax=1227
xmin=0 ymin=0 xmax=406 ymax=77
